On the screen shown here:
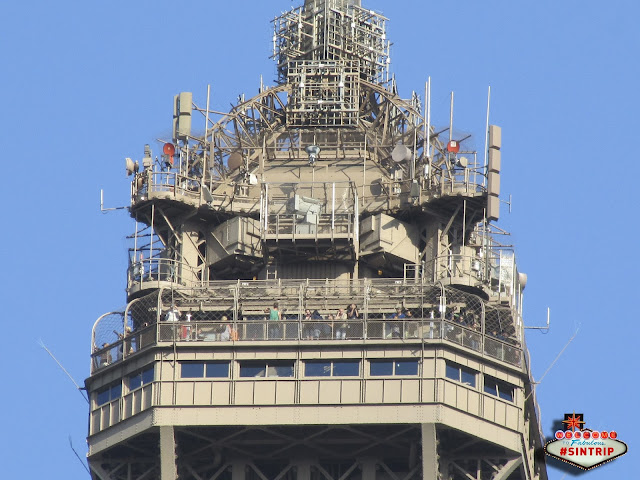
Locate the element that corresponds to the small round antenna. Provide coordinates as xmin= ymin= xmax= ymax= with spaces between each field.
xmin=228 ymin=152 xmax=243 ymax=171
xmin=125 ymin=157 xmax=136 ymax=176
xmin=305 ymin=145 xmax=320 ymax=166
xmin=391 ymin=144 xmax=411 ymax=163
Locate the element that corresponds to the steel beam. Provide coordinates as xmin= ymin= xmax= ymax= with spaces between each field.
xmin=159 ymin=426 xmax=177 ymax=480
xmin=421 ymin=423 xmax=439 ymax=480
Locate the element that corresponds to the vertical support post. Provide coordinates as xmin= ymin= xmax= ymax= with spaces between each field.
xmin=332 ymin=182 xmax=336 ymax=231
xmin=421 ymin=423 xmax=439 ymax=479
xmin=361 ymin=458 xmax=377 ymax=480
xmin=294 ymin=460 xmax=312 ymax=480
xmin=159 ymin=426 xmax=177 ymax=480
xmin=231 ymin=460 xmax=247 ymax=480
xmin=150 ymin=204 xmax=155 ymax=276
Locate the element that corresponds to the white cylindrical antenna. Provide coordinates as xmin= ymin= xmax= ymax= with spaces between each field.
xmin=150 ymin=203 xmax=155 ymax=270
xmin=483 ymin=85 xmax=491 ymax=187
xmin=449 ymin=91 xmax=454 ymax=142
xmin=205 ymin=84 xmax=211 ymax=139
xmin=203 ymin=84 xmax=211 ymax=206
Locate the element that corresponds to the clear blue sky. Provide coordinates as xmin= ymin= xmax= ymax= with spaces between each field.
xmin=1 ymin=1 xmax=637 ymax=477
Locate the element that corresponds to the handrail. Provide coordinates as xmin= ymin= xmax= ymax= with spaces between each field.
xmin=127 ymin=258 xmax=202 ymax=289
xmin=91 ymin=317 xmax=522 ymax=374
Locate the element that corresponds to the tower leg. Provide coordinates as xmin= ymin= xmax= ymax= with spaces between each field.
xmin=231 ymin=459 xmax=247 ymax=480
xmin=159 ymin=426 xmax=177 ymax=480
xmin=421 ymin=423 xmax=439 ymax=480
xmin=361 ymin=457 xmax=377 ymax=480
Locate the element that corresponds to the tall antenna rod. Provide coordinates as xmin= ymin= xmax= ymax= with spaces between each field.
xmin=69 ymin=436 xmax=91 ymax=474
xmin=39 ymin=339 xmax=89 ymax=403
xmin=483 ymin=85 xmax=491 ymax=187
xmin=100 ymin=189 xmax=127 ymax=213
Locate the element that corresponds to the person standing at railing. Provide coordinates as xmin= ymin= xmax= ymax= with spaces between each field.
xmin=388 ymin=307 xmax=405 ymax=338
xmin=335 ymin=308 xmax=347 ymax=339
xmin=268 ymin=303 xmax=281 ymax=339
xmin=165 ymin=304 xmax=181 ymax=341
xmin=346 ymin=304 xmax=360 ymax=339
xmin=303 ymin=309 xmax=314 ymax=339
xmin=183 ymin=309 xmax=193 ymax=341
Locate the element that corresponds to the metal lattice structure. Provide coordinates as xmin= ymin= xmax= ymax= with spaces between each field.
xmin=86 ymin=1 xmax=547 ymax=479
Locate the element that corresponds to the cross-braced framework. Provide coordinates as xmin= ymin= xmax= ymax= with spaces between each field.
xmin=89 ymin=423 xmax=541 ymax=480
xmin=272 ymin=0 xmax=390 ymax=84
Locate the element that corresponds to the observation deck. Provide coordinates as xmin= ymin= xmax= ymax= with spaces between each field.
xmin=86 ymin=0 xmax=546 ymax=478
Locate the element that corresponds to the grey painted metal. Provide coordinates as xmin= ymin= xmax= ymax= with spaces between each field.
xmin=421 ymin=424 xmax=439 ymax=479
xmin=159 ymin=426 xmax=177 ymax=480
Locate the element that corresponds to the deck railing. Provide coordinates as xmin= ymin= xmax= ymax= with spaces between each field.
xmin=91 ymin=317 xmax=521 ymax=373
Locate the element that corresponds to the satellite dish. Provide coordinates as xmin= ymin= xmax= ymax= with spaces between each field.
xmin=518 ymin=272 xmax=528 ymax=290
xmin=305 ymin=145 xmax=320 ymax=165
xmin=305 ymin=145 xmax=320 ymax=156
xmin=457 ymin=156 xmax=469 ymax=168
xmin=125 ymin=157 xmax=135 ymax=176
xmin=446 ymin=140 xmax=460 ymax=154
xmin=163 ymin=143 xmax=176 ymax=165
xmin=228 ymin=152 xmax=243 ymax=171
xmin=391 ymin=144 xmax=411 ymax=163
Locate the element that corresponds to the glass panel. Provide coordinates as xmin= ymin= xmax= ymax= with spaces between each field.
xmin=370 ymin=360 xmax=393 ymax=376
xmin=305 ymin=361 xmax=331 ymax=377
xmin=332 ymin=360 xmax=359 ymax=376
xmin=240 ymin=363 xmax=266 ymax=378
xmin=96 ymin=387 xmax=110 ymax=406
xmin=484 ymin=377 xmax=498 ymax=396
xmin=141 ymin=366 xmax=154 ymax=385
xmin=181 ymin=363 xmax=205 ymax=378
xmin=270 ymin=362 xmax=294 ymax=377
xmin=206 ymin=362 xmax=230 ymax=378
xmin=445 ymin=363 xmax=460 ymax=381
xmin=498 ymin=384 xmax=514 ymax=402
xmin=110 ymin=383 xmax=122 ymax=399
xmin=461 ymin=369 xmax=476 ymax=387
xmin=129 ymin=374 xmax=142 ymax=391
xmin=395 ymin=360 xmax=418 ymax=376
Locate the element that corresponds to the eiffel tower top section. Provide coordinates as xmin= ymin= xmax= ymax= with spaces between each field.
xmin=272 ymin=0 xmax=390 ymax=84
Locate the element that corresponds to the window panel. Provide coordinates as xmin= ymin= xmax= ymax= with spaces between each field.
xmin=271 ymin=363 xmax=294 ymax=377
xmin=370 ymin=360 xmax=393 ymax=376
xmin=461 ymin=369 xmax=476 ymax=387
xmin=96 ymin=382 xmax=122 ymax=407
xmin=306 ymin=361 xmax=332 ymax=377
xmin=499 ymin=387 xmax=514 ymax=402
xmin=484 ymin=375 xmax=515 ymax=402
xmin=484 ymin=379 xmax=498 ymax=395
xmin=206 ymin=362 xmax=229 ymax=378
xmin=445 ymin=363 xmax=460 ymax=381
xmin=96 ymin=388 xmax=110 ymax=406
xmin=395 ymin=360 xmax=418 ymax=376
xmin=181 ymin=363 xmax=205 ymax=378
xmin=332 ymin=360 xmax=359 ymax=376
xmin=110 ymin=383 xmax=122 ymax=399
xmin=240 ymin=364 xmax=265 ymax=378
xmin=446 ymin=362 xmax=477 ymax=387
xmin=129 ymin=374 xmax=142 ymax=391
xmin=141 ymin=366 xmax=154 ymax=384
